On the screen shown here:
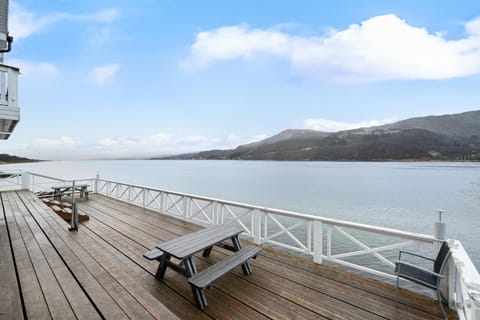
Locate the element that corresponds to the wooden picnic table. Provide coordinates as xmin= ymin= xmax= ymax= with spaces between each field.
xmin=155 ymin=224 xmax=248 ymax=278
xmin=52 ymin=184 xmax=90 ymax=201
xmin=151 ymin=223 xmax=260 ymax=309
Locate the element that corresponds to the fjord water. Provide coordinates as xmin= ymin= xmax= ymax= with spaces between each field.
xmin=3 ymin=160 xmax=480 ymax=267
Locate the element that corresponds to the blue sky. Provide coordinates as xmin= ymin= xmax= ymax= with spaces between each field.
xmin=2 ymin=0 xmax=480 ymax=159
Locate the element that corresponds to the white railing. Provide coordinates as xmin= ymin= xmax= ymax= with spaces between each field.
xmin=0 ymin=64 xmax=19 ymax=108
xmin=5 ymin=171 xmax=479 ymax=319
xmin=10 ymin=172 xmax=96 ymax=230
xmin=0 ymin=170 xmax=22 ymax=191
xmin=448 ymin=240 xmax=480 ymax=320
xmin=95 ymin=178 xmax=438 ymax=280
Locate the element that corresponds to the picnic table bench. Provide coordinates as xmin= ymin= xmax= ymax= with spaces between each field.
xmin=52 ymin=184 xmax=90 ymax=201
xmin=144 ymin=224 xmax=261 ymax=310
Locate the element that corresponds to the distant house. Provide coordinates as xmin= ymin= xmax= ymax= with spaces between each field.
xmin=427 ymin=151 xmax=442 ymax=158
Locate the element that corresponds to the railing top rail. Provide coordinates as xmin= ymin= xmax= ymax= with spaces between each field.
xmin=24 ymin=171 xmax=69 ymax=183
xmin=24 ymin=172 xmax=94 ymax=184
xmin=96 ymin=177 xmax=437 ymax=243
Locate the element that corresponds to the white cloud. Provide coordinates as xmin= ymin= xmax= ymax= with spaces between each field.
xmin=24 ymin=136 xmax=78 ymax=160
xmin=149 ymin=133 xmax=172 ymax=141
xmin=182 ymin=23 xmax=290 ymax=70
xmin=252 ymin=134 xmax=268 ymax=141
xmin=5 ymin=59 xmax=59 ymax=77
xmin=9 ymin=2 xmax=121 ymax=40
xmin=226 ymin=133 xmax=242 ymax=143
xmin=15 ymin=132 xmax=268 ymax=160
xmin=466 ymin=17 xmax=480 ymax=36
xmin=89 ymin=64 xmax=119 ymax=85
xmin=33 ymin=136 xmax=77 ymax=147
xmin=304 ymin=118 xmax=395 ymax=132
xmin=98 ymin=138 xmax=118 ymax=146
xmin=183 ymin=14 xmax=480 ymax=82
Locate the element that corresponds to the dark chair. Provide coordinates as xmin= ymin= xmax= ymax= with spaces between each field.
xmin=394 ymin=241 xmax=451 ymax=319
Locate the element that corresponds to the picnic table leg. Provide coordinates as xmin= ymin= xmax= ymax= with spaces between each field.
xmin=155 ymin=253 xmax=171 ymax=279
xmin=54 ymin=189 xmax=60 ymax=201
xmin=202 ymin=246 xmax=213 ymax=257
xmin=185 ymin=257 xmax=208 ymax=310
xmin=183 ymin=257 xmax=198 ymax=276
xmin=232 ymin=236 xmax=252 ymax=275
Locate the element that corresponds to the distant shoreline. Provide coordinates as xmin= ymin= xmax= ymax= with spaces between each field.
xmin=0 ymin=154 xmax=41 ymax=165
xmin=151 ymin=157 xmax=480 ymax=162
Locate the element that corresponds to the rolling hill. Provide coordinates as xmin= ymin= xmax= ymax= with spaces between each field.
xmin=157 ymin=110 xmax=480 ymax=161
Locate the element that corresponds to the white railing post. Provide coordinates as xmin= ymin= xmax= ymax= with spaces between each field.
xmin=142 ymin=188 xmax=147 ymax=208
xmin=94 ymin=173 xmax=99 ymax=193
xmin=160 ymin=192 xmax=165 ymax=212
xmin=448 ymin=259 xmax=456 ymax=309
xmin=219 ymin=203 xmax=224 ymax=224
xmin=435 ymin=210 xmax=450 ymax=301
xmin=307 ymin=221 xmax=312 ymax=253
xmin=21 ymin=172 xmax=31 ymax=191
xmin=252 ymin=209 xmax=262 ymax=245
xmin=313 ymin=220 xmax=323 ymax=264
xmin=472 ymin=301 xmax=480 ymax=320
xmin=212 ymin=201 xmax=218 ymax=225
xmin=183 ymin=196 xmax=189 ymax=221
xmin=327 ymin=224 xmax=332 ymax=257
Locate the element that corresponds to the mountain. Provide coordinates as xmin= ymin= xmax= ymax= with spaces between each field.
xmin=157 ymin=110 xmax=480 ymax=161
xmin=377 ymin=110 xmax=480 ymax=138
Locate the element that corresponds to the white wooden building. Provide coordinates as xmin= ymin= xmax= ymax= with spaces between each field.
xmin=0 ymin=0 xmax=19 ymax=140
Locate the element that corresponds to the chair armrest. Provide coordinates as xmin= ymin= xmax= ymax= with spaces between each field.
xmin=398 ymin=250 xmax=435 ymax=261
xmin=395 ymin=260 xmax=444 ymax=279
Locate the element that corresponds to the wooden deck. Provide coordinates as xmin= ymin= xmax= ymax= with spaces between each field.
xmin=0 ymin=190 xmax=457 ymax=319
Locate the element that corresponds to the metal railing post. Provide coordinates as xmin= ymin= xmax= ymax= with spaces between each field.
xmin=69 ymin=181 xmax=78 ymax=231
xmin=434 ymin=209 xmax=446 ymax=243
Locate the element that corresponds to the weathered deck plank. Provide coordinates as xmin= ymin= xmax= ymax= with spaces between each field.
xmin=0 ymin=190 xmax=458 ymax=320
xmin=22 ymin=190 xmax=180 ymax=320
xmin=23 ymin=192 xmax=141 ymax=320
xmin=82 ymin=194 xmax=455 ymax=319
xmin=1 ymin=193 xmax=51 ymax=319
xmin=0 ymin=195 xmax=24 ymax=320
xmin=6 ymin=192 xmax=101 ymax=319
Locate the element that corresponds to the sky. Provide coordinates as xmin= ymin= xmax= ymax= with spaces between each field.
xmin=2 ymin=0 xmax=480 ymax=160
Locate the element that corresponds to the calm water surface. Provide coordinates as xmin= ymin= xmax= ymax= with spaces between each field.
xmin=3 ymin=160 xmax=479 ymax=267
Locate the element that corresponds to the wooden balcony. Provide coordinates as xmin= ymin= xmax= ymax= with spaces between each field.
xmin=0 ymin=190 xmax=457 ymax=319
xmin=0 ymin=63 xmax=19 ymax=139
